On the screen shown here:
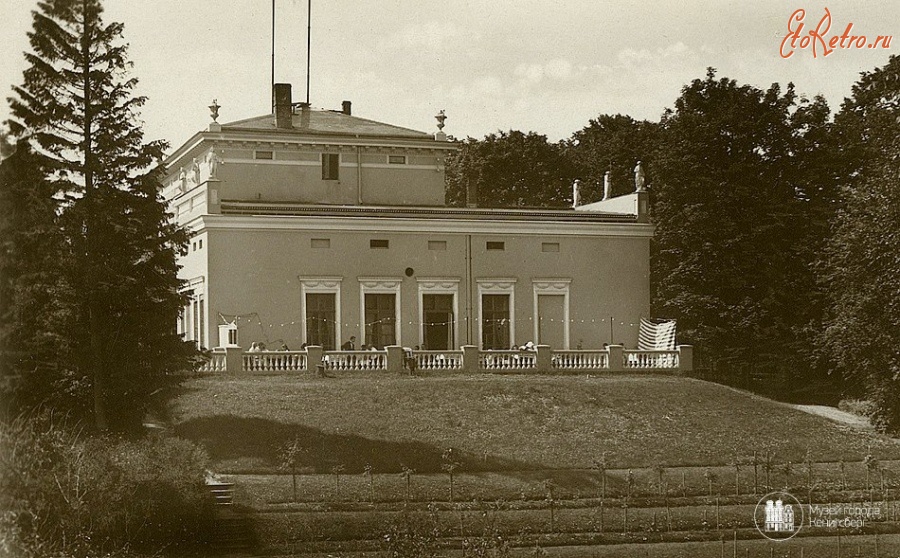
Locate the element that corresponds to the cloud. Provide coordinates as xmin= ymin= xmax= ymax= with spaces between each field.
xmin=472 ymin=76 xmax=504 ymax=96
xmin=617 ymin=48 xmax=654 ymax=67
xmin=660 ymin=41 xmax=690 ymax=57
xmin=376 ymin=21 xmax=472 ymax=52
xmin=545 ymin=59 xmax=573 ymax=80
xmin=617 ymin=41 xmax=694 ymax=68
xmin=515 ymin=63 xmax=544 ymax=84
xmin=514 ymin=59 xmax=574 ymax=86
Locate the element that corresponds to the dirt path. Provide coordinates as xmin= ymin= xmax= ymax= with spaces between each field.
xmin=791 ymin=404 xmax=874 ymax=430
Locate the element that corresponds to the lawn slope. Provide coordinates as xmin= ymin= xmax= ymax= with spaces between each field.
xmin=169 ymin=374 xmax=899 ymax=473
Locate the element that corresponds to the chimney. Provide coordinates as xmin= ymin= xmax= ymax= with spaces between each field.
xmin=273 ymin=83 xmax=293 ymax=129
xmin=341 ymin=100 xmax=352 ymax=115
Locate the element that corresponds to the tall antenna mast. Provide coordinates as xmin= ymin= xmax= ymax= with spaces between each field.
xmin=306 ymin=0 xmax=311 ymax=105
xmin=271 ymin=0 xmax=276 ymax=112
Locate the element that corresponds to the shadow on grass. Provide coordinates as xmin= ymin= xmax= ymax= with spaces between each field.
xmin=176 ymin=415 xmax=532 ymax=474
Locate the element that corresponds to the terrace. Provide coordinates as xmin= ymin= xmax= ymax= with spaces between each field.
xmin=198 ymin=343 xmax=692 ymax=375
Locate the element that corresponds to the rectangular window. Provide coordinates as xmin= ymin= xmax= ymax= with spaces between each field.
xmin=198 ymin=239 xmax=203 ymax=250
xmin=487 ymin=241 xmax=505 ymax=251
xmin=306 ymin=293 xmax=336 ymax=350
xmin=541 ymin=242 xmax=560 ymax=252
xmin=482 ymin=294 xmax=511 ymax=350
xmin=388 ymin=155 xmax=407 ymax=165
xmin=428 ymin=240 xmax=447 ymax=251
xmin=422 ymin=294 xmax=454 ymax=350
xmin=322 ymin=153 xmax=340 ymax=180
xmin=370 ymin=239 xmax=389 ymax=249
xmin=311 ymin=238 xmax=331 ymax=249
xmin=255 ymin=150 xmax=273 ymax=160
xmin=365 ymin=293 xmax=396 ymax=349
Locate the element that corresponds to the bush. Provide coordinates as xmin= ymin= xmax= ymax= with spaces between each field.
xmin=380 ymin=505 xmax=441 ymax=558
xmin=0 ymin=417 xmax=214 ymax=557
xmin=838 ymin=399 xmax=876 ymax=418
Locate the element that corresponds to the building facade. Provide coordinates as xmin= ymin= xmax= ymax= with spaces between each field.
xmin=164 ymin=84 xmax=652 ymax=351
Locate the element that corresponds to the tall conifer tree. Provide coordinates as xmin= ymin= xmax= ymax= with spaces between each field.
xmin=7 ymin=0 xmax=193 ymax=432
xmin=0 ymin=140 xmax=78 ymax=417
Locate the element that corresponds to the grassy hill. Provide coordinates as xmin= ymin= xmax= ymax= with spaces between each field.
xmin=168 ymin=373 xmax=899 ymax=474
xmin=168 ymin=374 xmax=900 ymax=556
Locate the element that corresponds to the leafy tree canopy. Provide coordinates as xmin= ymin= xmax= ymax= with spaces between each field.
xmin=821 ymin=55 xmax=900 ymax=431
xmin=445 ymin=130 xmax=576 ymax=208
xmin=651 ymin=69 xmax=813 ymax=369
xmin=567 ymin=114 xmax=660 ymax=203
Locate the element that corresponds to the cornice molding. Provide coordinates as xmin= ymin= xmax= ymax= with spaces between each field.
xmin=197 ymin=214 xmax=654 ymax=238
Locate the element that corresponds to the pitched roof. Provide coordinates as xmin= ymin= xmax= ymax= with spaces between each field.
xmin=221 ymin=109 xmax=435 ymax=140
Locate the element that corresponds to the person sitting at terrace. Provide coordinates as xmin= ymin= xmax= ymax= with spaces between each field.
xmin=341 ymin=336 xmax=356 ymax=350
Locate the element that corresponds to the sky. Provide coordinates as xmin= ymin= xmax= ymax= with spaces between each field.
xmin=1 ymin=1 xmax=898 ymax=152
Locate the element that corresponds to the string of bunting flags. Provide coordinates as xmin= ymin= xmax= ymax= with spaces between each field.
xmin=217 ymin=312 xmax=643 ymax=329
xmin=215 ymin=311 xmax=648 ymax=346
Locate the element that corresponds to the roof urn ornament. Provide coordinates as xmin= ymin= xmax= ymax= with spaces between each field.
xmin=209 ymin=99 xmax=221 ymax=123
xmin=434 ymin=110 xmax=448 ymax=141
xmin=208 ymin=99 xmax=222 ymax=132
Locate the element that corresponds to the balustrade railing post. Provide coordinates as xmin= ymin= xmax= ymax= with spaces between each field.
xmin=462 ymin=345 xmax=479 ymax=373
xmin=386 ymin=346 xmax=404 ymax=374
xmin=306 ymin=346 xmax=323 ymax=373
xmin=677 ymin=345 xmax=693 ymax=373
xmin=536 ymin=345 xmax=552 ymax=373
xmin=224 ymin=346 xmax=243 ymax=374
xmin=607 ymin=345 xmax=624 ymax=372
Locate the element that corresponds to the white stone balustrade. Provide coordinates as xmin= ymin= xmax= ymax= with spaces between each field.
xmin=198 ymin=349 xmax=227 ymax=372
xmin=242 ymin=351 xmax=308 ymax=372
xmin=551 ymin=350 xmax=610 ymax=371
xmin=623 ymin=350 xmax=680 ymax=369
xmin=202 ymin=344 xmax=692 ymax=374
xmin=322 ymin=350 xmax=387 ymax=372
xmin=414 ymin=351 xmax=464 ymax=371
xmin=478 ymin=350 xmax=537 ymax=371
